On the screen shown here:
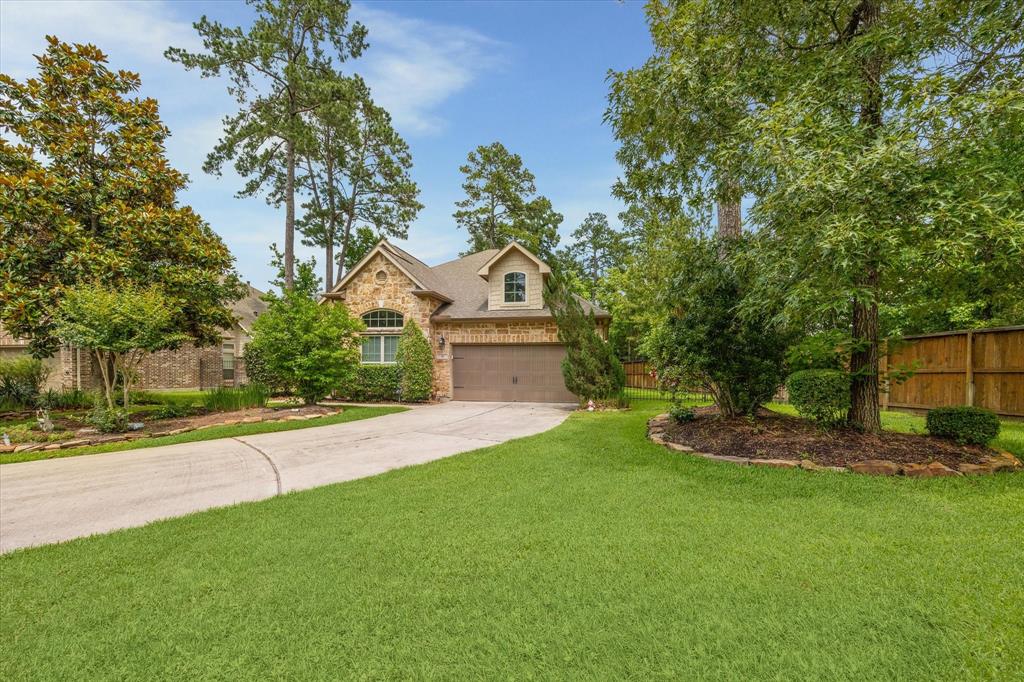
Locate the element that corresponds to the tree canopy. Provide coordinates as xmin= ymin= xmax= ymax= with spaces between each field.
xmin=166 ymin=0 xmax=368 ymax=289
xmin=0 ymin=37 xmax=243 ymax=358
xmin=453 ymin=142 xmax=562 ymax=257
xmin=608 ymin=0 xmax=1024 ymax=431
xmin=298 ymin=77 xmax=421 ymax=289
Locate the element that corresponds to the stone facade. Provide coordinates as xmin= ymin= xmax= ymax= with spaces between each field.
xmin=336 ymin=253 xmax=443 ymax=330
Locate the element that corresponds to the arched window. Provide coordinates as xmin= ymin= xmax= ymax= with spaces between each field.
xmin=504 ymin=272 xmax=526 ymax=303
xmin=360 ymin=309 xmax=404 ymax=364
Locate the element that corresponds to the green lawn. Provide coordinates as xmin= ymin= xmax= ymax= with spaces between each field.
xmin=1 ymin=400 xmax=1022 ymax=680
xmin=1 ymin=406 xmax=406 ymax=464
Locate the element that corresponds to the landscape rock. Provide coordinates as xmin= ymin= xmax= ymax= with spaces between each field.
xmin=0 ymin=444 xmax=16 ymax=454
xmin=957 ymin=462 xmax=990 ymax=475
xmin=902 ymin=461 xmax=961 ymax=478
xmin=13 ymin=444 xmax=43 ymax=453
xmin=750 ymin=458 xmax=799 ymax=469
xmin=43 ymin=443 xmax=62 ymax=451
xmin=242 ymin=416 xmax=263 ymax=423
xmin=664 ymin=442 xmax=693 ymax=452
xmin=987 ymin=451 xmax=1022 ymax=473
xmin=849 ymin=460 xmax=902 ymax=476
xmin=798 ymin=460 xmax=822 ymax=471
xmin=700 ymin=453 xmax=750 ymax=465
xmin=59 ymin=439 xmax=90 ymax=449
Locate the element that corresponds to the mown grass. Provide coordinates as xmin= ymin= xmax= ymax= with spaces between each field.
xmin=0 ymin=406 xmax=406 ymax=465
xmin=1 ymin=399 xmax=1021 ymax=680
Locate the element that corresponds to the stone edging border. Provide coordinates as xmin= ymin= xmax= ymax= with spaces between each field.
xmin=647 ymin=413 xmax=1022 ymax=477
xmin=2 ymin=410 xmax=342 ymax=455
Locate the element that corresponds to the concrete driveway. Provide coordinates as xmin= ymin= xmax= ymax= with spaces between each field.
xmin=0 ymin=401 xmax=572 ymax=553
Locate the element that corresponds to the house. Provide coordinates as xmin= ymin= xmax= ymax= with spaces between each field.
xmin=0 ymin=284 xmax=267 ymax=391
xmin=324 ymin=240 xmax=609 ymax=402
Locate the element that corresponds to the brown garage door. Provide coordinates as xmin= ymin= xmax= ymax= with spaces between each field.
xmin=452 ymin=344 xmax=576 ymax=402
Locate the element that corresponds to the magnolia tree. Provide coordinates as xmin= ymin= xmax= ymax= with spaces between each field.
xmin=246 ymin=260 xmax=362 ymax=404
xmin=55 ymin=285 xmax=188 ymax=409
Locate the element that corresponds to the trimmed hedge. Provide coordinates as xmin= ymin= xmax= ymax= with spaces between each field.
xmin=787 ymin=369 xmax=851 ymax=427
xmin=346 ymin=365 xmax=401 ymax=402
xmin=926 ymin=406 xmax=1000 ymax=446
xmin=396 ymin=321 xmax=433 ymax=402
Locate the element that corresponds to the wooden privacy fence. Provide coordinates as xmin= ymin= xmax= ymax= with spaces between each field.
xmin=882 ymin=325 xmax=1024 ymax=417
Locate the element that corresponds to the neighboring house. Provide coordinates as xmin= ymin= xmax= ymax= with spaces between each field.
xmin=324 ymin=240 xmax=609 ymax=402
xmin=0 ymin=284 xmax=267 ymax=391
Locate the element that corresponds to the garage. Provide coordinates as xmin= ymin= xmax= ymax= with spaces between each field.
xmin=452 ymin=344 xmax=576 ymax=402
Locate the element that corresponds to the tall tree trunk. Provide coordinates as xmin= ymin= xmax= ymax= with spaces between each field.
xmin=848 ymin=0 xmax=883 ymax=432
xmin=325 ymin=238 xmax=334 ymax=291
xmin=284 ymin=137 xmax=296 ymax=290
xmin=716 ymin=200 xmax=741 ymax=238
xmin=338 ymin=219 xmax=352 ymax=287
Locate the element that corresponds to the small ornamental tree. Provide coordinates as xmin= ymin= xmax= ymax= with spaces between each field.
xmin=395 ymin=320 xmax=433 ymax=402
xmin=547 ymin=274 xmax=624 ymax=402
xmin=643 ymin=238 xmax=791 ymax=417
xmin=246 ymin=260 xmax=362 ymax=404
xmin=54 ymin=285 xmax=189 ymax=409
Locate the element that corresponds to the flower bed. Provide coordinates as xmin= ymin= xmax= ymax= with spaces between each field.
xmin=647 ymin=407 xmax=1021 ymax=476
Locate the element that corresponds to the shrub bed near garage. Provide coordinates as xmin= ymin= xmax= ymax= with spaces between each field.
xmin=342 ymin=365 xmax=401 ymax=402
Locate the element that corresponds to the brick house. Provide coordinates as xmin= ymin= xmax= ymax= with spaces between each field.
xmin=324 ymin=240 xmax=609 ymax=402
xmin=0 ymin=285 xmax=267 ymax=391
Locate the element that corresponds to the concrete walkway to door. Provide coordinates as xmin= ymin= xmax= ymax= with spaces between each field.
xmin=0 ymin=402 xmax=573 ymax=553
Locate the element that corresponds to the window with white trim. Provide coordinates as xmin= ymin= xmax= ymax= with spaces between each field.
xmin=504 ymin=271 xmax=526 ymax=303
xmin=360 ymin=310 xmax=404 ymax=364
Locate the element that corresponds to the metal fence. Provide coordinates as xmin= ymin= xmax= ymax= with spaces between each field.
xmin=621 ymin=359 xmax=713 ymax=402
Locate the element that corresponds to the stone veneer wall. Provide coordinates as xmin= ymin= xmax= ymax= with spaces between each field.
xmin=336 ymin=253 xmax=442 ymax=331
xmin=431 ymin=319 xmax=561 ymax=399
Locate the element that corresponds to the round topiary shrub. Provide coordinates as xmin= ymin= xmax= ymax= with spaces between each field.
xmin=786 ymin=369 xmax=851 ymax=427
xmin=926 ymin=406 xmax=1000 ymax=446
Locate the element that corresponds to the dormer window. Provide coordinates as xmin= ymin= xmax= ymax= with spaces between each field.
xmin=504 ymin=272 xmax=526 ymax=303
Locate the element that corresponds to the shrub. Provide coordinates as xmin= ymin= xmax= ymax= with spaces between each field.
xmin=202 ymin=384 xmax=270 ymax=412
xmin=395 ymin=320 xmax=433 ymax=402
xmin=152 ymin=403 xmax=191 ymax=420
xmin=926 ymin=406 xmax=1000 ymax=446
xmin=241 ymin=342 xmax=287 ymax=393
xmin=643 ymin=238 xmax=792 ymax=417
xmin=787 ymin=369 xmax=851 ymax=427
xmin=669 ymin=404 xmax=696 ymax=423
xmin=345 ymin=365 xmax=401 ymax=402
xmin=37 ymin=388 xmax=92 ymax=410
xmin=547 ymin=274 xmax=625 ymax=401
xmin=87 ymin=404 xmax=129 ymax=433
xmin=246 ymin=261 xmax=362 ymax=404
xmin=0 ymin=356 xmax=49 ymax=409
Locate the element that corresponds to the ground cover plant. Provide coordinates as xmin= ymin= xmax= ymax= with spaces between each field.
xmin=1 ymin=405 xmax=404 ymax=465
xmin=1 ymin=399 xmax=1021 ymax=680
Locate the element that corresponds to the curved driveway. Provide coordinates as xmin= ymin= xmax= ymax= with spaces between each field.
xmin=0 ymin=401 xmax=572 ymax=553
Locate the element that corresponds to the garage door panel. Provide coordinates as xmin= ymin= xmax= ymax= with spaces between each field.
xmin=452 ymin=344 xmax=575 ymax=402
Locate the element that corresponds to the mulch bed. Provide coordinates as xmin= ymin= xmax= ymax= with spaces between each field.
xmin=662 ymin=406 xmax=991 ymax=469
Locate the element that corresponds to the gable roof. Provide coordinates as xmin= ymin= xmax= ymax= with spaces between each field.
xmin=327 ymin=240 xmax=454 ymax=303
xmin=475 ymin=241 xmax=551 ymax=279
xmin=330 ymin=239 xmax=609 ymax=321
xmin=231 ymin=284 xmax=268 ymax=334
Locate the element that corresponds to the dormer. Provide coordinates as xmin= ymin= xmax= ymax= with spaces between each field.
xmin=476 ymin=242 xmax=550 ymax=311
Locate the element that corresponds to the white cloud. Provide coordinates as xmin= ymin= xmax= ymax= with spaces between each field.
xmin=352 ymin=3 xmax=506 ymax=135
xmin=0 ymin=0 xmax=199 ymax=80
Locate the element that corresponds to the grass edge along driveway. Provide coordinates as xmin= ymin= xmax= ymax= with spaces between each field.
xmin=1 ymin=405 xmax=407 ymax=465
xmin=1 ymin=399 xmax=1022 ymax=680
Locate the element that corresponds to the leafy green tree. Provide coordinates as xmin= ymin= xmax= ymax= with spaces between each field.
xmin=546 ymin=274 xmax=624 ymax=402
xmin=166 ymin=0 xmax=367 ymax=289
xmin=247 ymin=260 xmax=362 ymax=404
xmin=395 ymin=320 xmax=433 ymax=402
xmin=54 ymin=285 xmax=189 ymax=409
xmin=299 ymin=77 xmax=422 ymax=288
xmin=453 ymin=142 xmax=562 ymax=256
xmin=643 ymin=238 xmax=791 ymax=417
xmin=343 ymin=226 xmax=381 ymax=273
xmin=0 ymin=38 xmax=243 ymax=358
xmin=566 ymin=212 xmax=628 ymax=303
xmin=608 ymin=1 xmax=1024 ymax=431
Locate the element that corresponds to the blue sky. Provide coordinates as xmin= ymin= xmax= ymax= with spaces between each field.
xmin=0 ymin=0 xmax=652 ymax=290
